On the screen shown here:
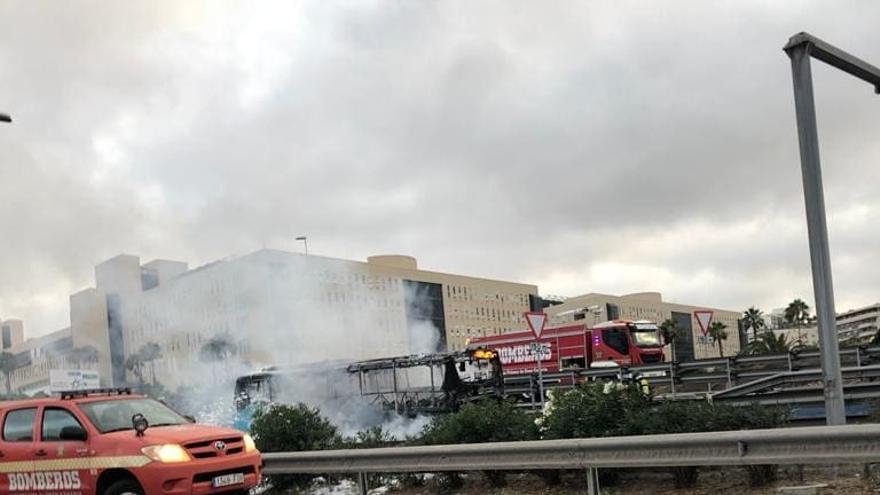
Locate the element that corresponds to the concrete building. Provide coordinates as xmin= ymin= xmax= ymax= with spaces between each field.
xmin=544 ymin=292 xmax=743 ymax=360
xmin=1 ymin=325 xmax=101 ymax=395
xmin=65 ymin=250 xmax=539 ymax=388
xmin=0 ymin=249 xmax=538 ymax=393
xmin=763 ymin=308 xmax=788 ymax=331
xmin=1 ymin=319 xmax=24 ymax=351
xmin=837 ymin=303 xmax=880 ymax=344
xmin=772 ymin=325 xmax=819 ymax=347
xmin=760 ymin=303 xmax=880 ymax=348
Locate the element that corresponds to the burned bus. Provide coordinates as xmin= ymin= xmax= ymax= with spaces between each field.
xmin=232 ymin=349 xmax=502 ymax=430
xmin=347 ymin=348 xmax=503 ymax=415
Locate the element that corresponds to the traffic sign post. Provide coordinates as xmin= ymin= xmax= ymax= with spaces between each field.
xmin=694 ymin=311 xmax=713 ymax=336
xmin=525 ymin=312 xmax=548 ymax=406
xmin=694 ymin=311 xmax=714 ymax=348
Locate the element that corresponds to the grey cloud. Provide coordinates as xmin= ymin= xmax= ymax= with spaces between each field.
xmin=1 ymin=0 xmax=879 ymax=334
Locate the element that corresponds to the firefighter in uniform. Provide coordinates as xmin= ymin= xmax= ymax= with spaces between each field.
xmin=623 ymin=370 xmax=652 ymax=398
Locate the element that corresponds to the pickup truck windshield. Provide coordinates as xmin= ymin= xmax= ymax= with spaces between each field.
xmin=79 ymin=398 xmax=187 ymax=433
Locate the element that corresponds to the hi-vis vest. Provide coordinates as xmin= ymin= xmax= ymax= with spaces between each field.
xmin=638 ymin=376 xmax=651 ymax=396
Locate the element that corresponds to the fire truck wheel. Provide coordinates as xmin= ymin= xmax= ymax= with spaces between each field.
xmin=103 ymin=479 xmax=144 ymax=495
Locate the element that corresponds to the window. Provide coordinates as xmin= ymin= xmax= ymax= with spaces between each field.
xmin=602 ymin=329 xmax=629 ymax=355
xmin=3 ymin=408 xmax=36 ymax=442
xmin=80 ymin=399 xmax=187 ymax=434
xmin=42 ymin=408 xmax=84 ymax=442
xmin=561 ymin=357 xmax=586 ymax=369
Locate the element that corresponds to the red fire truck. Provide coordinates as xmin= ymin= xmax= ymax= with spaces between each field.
xmin=467 ymin=320 xmax=665 ymax=375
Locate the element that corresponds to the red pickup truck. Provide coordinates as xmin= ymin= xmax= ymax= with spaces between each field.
xmin=0 ymin=388 xmax=261 ymax=494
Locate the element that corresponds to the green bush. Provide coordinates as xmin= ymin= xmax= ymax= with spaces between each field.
xmin=723 ymin=403 xmax=788 ymax=487
xmin=539 ymin=384 xmax=788 ymax=490
xmin=618 ymin=400 xmax=717 ymax=488
xmin=354 ymin=425 xmax=395 ymax=448
xmin=421 ymin=400 xmax=537 ymax=487
xmin=620 ymin=399 xmax=719 ymax=435
xmin=620 ymin=400 xmax=788 ymax=488
xmin=536 ymin=383 xmax=646 ymax=488
xmin=250 ymin=403 xmax=340 ymax=490
xmin=339 ymin=426 xmax=397 ymax=488
xmin=421 ymin=399 xmax=538 ymax=445
xmin=541 ymin=381 xmax=647 ymax=439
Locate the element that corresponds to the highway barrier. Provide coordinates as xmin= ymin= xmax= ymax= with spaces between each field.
xmin=261 ymin=423 xmax=880 ymax=494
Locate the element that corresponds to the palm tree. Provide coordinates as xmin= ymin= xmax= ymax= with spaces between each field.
xmin=743 ymin=331 xmax=791 ymax=355
xmin=0 ymin=352 xmax=17 ymax=395
xmin=742 ymin=307 xmax=766 ymax=342
xmin=199 ymin=335 xmax=237 ymax=381
xmin=659 ymin=318 xmax=681 ymax=362
xmin=785 ymin=299 xmax=810 ymax=345
xmin=708 ymin=321 xmax=729 ymax=358
xmin=124 ymin=352 xmax=146 ymax=384
xmin=138 ymin=342 xmax=163 ymax=384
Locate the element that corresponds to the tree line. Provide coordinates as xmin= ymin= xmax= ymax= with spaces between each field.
xmin=658 ymin=298 xmax=815 ymax=359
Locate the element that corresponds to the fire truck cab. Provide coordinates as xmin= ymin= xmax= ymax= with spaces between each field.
xmin=0 ymin=388 xmax=261 ymax=495
xmin=467 ymin=319 xmax=664 ymax=375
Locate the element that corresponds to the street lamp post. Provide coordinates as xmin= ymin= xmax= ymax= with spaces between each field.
xmin=295 ymin=236 xmax=308 ymax=255
xmin=784 ymin=32 xmax=880 ymax=426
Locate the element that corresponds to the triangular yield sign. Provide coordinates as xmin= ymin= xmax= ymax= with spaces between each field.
xmin=525 ymin=312 xmax=547 ymax=339
xmin=694 ymin=311 xmax=714 ymax=336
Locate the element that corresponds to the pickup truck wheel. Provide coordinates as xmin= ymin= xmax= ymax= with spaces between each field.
xmin=103 ymin=479 xmax=144 ymax=495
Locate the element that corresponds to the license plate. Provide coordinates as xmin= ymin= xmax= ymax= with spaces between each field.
xmin=212 ymin=473 xmax=245 ymax=488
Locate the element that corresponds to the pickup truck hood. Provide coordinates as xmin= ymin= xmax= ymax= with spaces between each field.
xmin=105 ymin=423 xmax=244 ymax=444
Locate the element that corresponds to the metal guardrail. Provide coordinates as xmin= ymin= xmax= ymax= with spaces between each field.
xmin=712 ymin=364 xmax=880 ymax=399
xmin=262 ymin=424 xmax=880 ymax=494
xmin=504 ymin=345 xmax=880 ymax=408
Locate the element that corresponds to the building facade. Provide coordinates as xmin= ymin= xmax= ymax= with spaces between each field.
xmin=544 ymin=292 xmax=743 ymax=360
xmin=1 ymin=319 xmax=24 ymax=351
xmin=30 ymin=248 xmax=880 ymax=391
xmin=1 ymin=325 xmax=101 ymax=395
xmin=836 ymin=303 xmax=880 ymax=344
xmin=65 ymin=250 xmax=538 ymax=389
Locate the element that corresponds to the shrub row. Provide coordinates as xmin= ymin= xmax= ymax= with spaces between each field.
xmin=250 ymin=382 xmax=788 ymax=491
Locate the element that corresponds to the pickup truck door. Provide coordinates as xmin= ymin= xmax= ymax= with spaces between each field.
xmin=0 ymin=407 xmax=37 ymax=492
xmin=34 ymin=406 xmax=93 ymax=494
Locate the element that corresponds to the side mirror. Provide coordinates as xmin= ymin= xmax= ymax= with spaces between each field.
xmin=59 ymin=426 xmax=88 ymax=442
xmin=184 ymin=415 xmax=196 ymax=423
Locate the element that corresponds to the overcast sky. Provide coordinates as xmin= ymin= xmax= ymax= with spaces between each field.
xmin=1 ymin=1 xmax=879 ymax=336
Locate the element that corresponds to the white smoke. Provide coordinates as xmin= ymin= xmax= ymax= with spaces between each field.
xmin=407 ymin=320 xmax=441 ymax=355
xmin=381 ymin=414 xmax=432 ymax=440
xmin=401 ymin=281 xmax=443 ymax=355
xmin=119 ymin=250 xmax=449 ymax=432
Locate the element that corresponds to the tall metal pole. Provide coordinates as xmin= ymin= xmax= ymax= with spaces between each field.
xmin=784 ymin=32 xmax=880 ymax=424
xmin=786 ymin=41 xmax=844 ymax=424
xmin=535 ymin=340 xmax=545 ymax=407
